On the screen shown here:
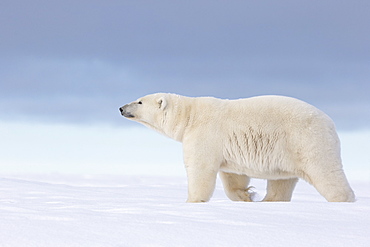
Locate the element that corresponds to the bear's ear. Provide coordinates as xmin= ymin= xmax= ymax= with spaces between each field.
xmin=157 ymin=97 xmax=167 ymax=110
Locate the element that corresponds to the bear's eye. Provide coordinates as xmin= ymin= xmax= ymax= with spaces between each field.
xmin=138 ymin=101 xmax=142 ymax=105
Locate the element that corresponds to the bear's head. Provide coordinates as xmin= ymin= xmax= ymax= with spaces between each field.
xmin=120 ymin=93 xmax=179 ymax=137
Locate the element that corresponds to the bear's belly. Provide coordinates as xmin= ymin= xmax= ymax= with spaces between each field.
xmin=220 ymin=161 xmax=296 ymax=180
xmin=221 ymin=129 xmax=296 ymax=179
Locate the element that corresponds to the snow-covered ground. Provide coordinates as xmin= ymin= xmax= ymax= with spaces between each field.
xmin=0 ymin=174 xmax=369 ymax=247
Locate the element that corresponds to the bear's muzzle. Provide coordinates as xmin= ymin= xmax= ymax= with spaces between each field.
xmin=119 ymin=105 xmax=135 ymax=118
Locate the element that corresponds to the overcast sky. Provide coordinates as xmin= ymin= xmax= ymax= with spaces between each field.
xmin=1 ymin=0 xmax=370 ymax=130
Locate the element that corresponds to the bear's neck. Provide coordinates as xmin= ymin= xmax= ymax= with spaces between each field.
xmin=163 ymin=95 xmax=194 ymax=142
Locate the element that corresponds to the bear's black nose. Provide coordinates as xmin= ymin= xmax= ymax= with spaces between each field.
xmin=119 ymin=107 xmax=124 ymax=113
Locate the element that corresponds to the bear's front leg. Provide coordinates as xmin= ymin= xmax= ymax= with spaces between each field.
xmin=185 ymin=165 xmax=218 ymax=203
xmin=182 ymin=134 xmax=222 ymax=203
xmin=219 ymin=171 xmax=253 ymax=202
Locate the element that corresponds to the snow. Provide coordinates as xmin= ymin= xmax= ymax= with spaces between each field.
xmin=0 ymin=174 xmax=369 ymax=247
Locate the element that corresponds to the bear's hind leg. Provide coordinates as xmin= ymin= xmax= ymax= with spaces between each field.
xmin=303 ymin=168 xmax=355 ymax=202
xmin=219 ymin=171 xmax=253 ymax=202
xmin=262 ymin=178 xmax=298 ymax=202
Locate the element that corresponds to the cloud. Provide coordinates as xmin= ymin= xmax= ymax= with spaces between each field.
xmin=2 ymin=0 xmax=369 ymax=61
xmin=1 ymin=57 xmax=369 ymax=129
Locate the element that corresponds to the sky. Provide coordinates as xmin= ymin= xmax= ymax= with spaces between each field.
xmin=0 ymin=1 xmax=369 ymax=178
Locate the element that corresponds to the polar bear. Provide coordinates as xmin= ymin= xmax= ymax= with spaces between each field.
xmin=119 ymin=93 xmax=355 ymax=202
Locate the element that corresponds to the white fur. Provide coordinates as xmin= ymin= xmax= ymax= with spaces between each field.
xmin=121 ymin=93 xmax=355 ymax=202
